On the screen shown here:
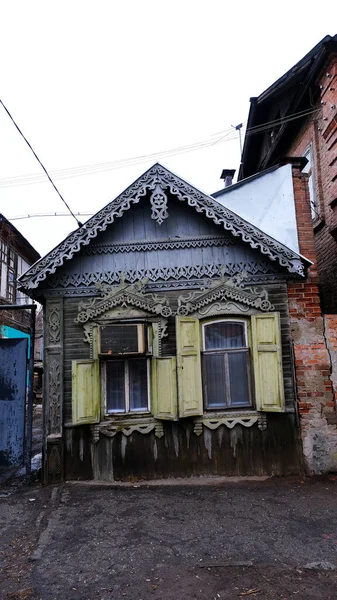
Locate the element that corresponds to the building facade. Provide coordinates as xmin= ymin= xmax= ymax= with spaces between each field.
xmin=239 ymin=34 xmax=337 ymax=314
xmin=19 ymin=161 xmax=337 ymax=483
xmin=0 ymin=213 xmax=40 ymax=337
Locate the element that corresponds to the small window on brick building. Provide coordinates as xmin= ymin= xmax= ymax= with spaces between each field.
xmin=303 ymin=146 xmax=318 ymax=220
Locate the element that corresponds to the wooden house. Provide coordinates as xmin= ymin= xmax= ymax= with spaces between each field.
xmin=0 ymin=213 xmax=40 ymax=334
xmin=20 ymin=161 xmax=334 ymax=483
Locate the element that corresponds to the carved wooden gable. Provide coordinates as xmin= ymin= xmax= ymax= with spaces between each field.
xmin=19 ymin=163 xmax=309 ymax=296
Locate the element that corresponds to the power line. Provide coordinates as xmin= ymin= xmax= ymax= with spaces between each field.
xmin=0 ymin=132 xmax=239 ymax=188
xmin=244 ymin=107 xmax=321 ymax=136
xmin=0 ymin=105 xmax=322 ymax=190
xmin=0 ymin=99 xmax=83 ymax=227
xmin=9 ymin=211 xmax=93 ymax=221
xmin=213 ymin=106 xmax=320 ymax=136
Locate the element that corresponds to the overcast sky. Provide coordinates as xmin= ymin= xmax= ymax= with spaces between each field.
xmin=1 ymin=1 xmax=336 ymax=257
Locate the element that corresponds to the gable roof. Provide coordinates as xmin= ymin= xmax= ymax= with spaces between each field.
xmin=19 ymin=163 xmax=308 ymax=292
xmin=239 ymin=34 xmax=337 ymax=179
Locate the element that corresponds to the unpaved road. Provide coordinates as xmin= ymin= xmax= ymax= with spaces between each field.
xmin=1 ymin=476 xmax=337 ymax=599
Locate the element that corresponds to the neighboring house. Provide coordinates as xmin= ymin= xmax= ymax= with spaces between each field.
xmin=0 ymin=213 xmax=40 ymax=340
xmin=19 ymin=162 xmax=337 ymax=483
xmin=239 ymin=34 xmax=337 ymax=314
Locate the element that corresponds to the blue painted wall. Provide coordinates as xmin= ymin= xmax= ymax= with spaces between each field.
xmin=0 ymin=325 xmax=30 ymax=358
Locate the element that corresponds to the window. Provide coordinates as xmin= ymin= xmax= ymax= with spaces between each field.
xmin=17 ymin=256 xmax=32 ymax=305
xmin=0 ymin=241 xmax=21 ymax=303
xmin=104 ymin=358 xmax=150 ymax=413
xmin=72 ymin=313 xmax=285 ymax=427
xmin=202 ymin=320 xmax=252 ymax=410
xmin=303 ymin=146 xmax=318 ymax=220
xmin=100 ymin=323 xmax=151 ymax=415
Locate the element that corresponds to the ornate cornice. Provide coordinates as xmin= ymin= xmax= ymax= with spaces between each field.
xmin=177 ymin=272 xmax=274 ymax=315
xmin=19 ymin=163 xmax=306 ymax=291
xmin=81 ymin=234 xmax=235 ymax=255
xmin=75 ymin=278 xmax=172 ymax=324
xmin=48 ymin=261 xmax=279 ymax=290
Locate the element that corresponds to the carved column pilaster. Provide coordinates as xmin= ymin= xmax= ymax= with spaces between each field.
xmin=43 ymin=298 xmax=64 ymax=484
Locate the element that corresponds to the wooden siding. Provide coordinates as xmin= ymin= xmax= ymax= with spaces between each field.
xmin=65 ymin=414 xmax=302 ymax=481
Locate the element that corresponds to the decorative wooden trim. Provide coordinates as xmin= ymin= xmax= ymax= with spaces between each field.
xmin=75 ymin=279 xmax=172 ymax=324
xmin=35 ymin=273 xmax=288 ymax=297
xmin=177 ymin=272 xmax=274 ymax=316
xmin=44 ymin=298 xmax=64 ymax=483
xmin=82 ymin=234 xmax=235 ymax=255
xmin=19 ymin=164 xmax=306 ymax=290
xmin=150 ymin=183 xmax=169 ymax=224
xmin=47 ymin=260 xmax=280 ymax=290
xmin=97 ymin=417 xmax=164 ymax=439
xmin=193 ymin=412 xmax=267 ymax=435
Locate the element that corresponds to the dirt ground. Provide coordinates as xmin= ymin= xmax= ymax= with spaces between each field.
xmin=1 ymin=476 xmax=337 ymax=600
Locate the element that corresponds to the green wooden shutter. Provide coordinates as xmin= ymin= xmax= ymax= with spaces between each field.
xmin=251 ymin=313 xmax=285 ymax=412
xmin=176 ymin=316 xmax=203 ymax=418
xmin=72 ymin=359 xmax=100 ymax=425
xmin=151 ymin=357 xmax=178 ymax=420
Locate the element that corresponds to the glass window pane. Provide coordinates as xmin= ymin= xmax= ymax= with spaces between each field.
xmin=100 ymin=325 xmax=140 ymax=354
xmin=203 ymin=354 xmax=227 ymax=409
xmin=228 ymin=351 xmax=251 ymax=407
xmin=204 ymin=322 xmax=245 ymax=350
xmin=129 ymin=359 xmax=148 ymax=411
xmin=106 ymin=361 xmax=125 ymax=412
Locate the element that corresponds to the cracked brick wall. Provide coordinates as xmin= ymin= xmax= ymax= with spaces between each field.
xmin=289 ymin=161 xmax=337 ymax=474
xmin=324 ymin=315 xmax=337 ymax=407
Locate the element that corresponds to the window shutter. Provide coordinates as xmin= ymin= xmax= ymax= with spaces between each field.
xmin=151 ymin=357 xmax=178 ymax=420
xmin=251 ymin=313 xmax=285 ymax=412
xmin=72 ymin=359 xmax=100 ymax=425
xmin=176 ymin=316 xmax=203 ymax=417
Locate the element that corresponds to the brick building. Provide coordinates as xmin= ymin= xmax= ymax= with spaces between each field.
xmin=239 ymin=34 xmax=337 ymax=314
xmin=236 ymin=35 xmax=337 ymax=472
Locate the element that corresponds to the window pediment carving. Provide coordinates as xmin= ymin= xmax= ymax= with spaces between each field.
xmin=75 ymin=278 xmax=172 ymax=324
xmin=177 ymin=272 xmax=274 ymax=316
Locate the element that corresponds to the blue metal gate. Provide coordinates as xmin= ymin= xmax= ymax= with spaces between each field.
xmin=0 ymin=338 xmax=28 ymax=468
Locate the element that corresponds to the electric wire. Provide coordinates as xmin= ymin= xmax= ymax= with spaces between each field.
xmin=0 ymin=133 xmax=239 ymax=188
xmin=9 ymin=212 xmax=93 ymax=221
xmin=0 ymin=106 xmax=322 ymax=190
xmin=0 ymin=99 xmax=83 ymax=227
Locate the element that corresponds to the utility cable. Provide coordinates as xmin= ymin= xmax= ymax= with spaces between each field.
xmin=0 ymin=99 xmax=83 ymax=227
xmin=0 ymin=106 xmax=322 ymax=190
xmin=0 ymin=132 xmax=238 ymax=188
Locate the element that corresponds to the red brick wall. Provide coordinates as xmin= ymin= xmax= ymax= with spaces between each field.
xmin=288 ymin=162 xmax=337 ymax=473
xmin=287 ymin=54 xmax=337 ymax=313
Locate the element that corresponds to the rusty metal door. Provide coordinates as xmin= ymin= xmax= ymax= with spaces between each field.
xmin=0 ymin=338 xmax=28 ymax=468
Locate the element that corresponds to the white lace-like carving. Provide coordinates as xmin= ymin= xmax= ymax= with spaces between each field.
xmin=19 ymin=164 xmax=306 ymax=290
xmin=150 ymin=184 xmax=169 ymax=224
